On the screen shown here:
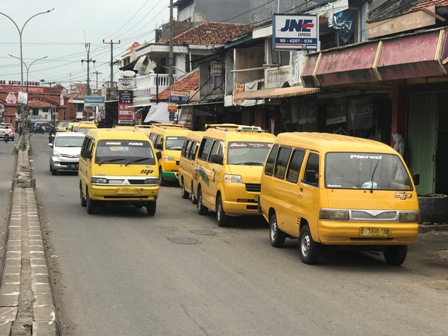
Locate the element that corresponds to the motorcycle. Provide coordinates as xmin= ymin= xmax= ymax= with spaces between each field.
xmin=49 ymin=133 xmax=55 ymax=143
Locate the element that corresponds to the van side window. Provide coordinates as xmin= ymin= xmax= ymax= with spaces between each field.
xmin=264 ymin=144 xmax=278 ymax=176
xmin=274 ymin=147 xmax=292 ymax=180
xmin=80 ymin=138 xmax=92 ymax=159
xmin=189 ymin=141 xmax=199 ymax=160
xmin=149 ymin=133 xmax=157 ymax=144
xmin=198 ymin=138 xmax=213 ymax=161
xmin=208 ymin=140 xmax=221 ymax=162
xmin=286 ymin=149 xmax=305 ymax=183
xmin=303 ymin=153 xmax=319 ymax=187
xmin=181 ymin=140 xmax=191 ymax=158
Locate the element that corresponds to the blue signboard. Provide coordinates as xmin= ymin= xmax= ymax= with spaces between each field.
xmin=84 ymin=96 xmax=105 ymax=107
xmin=272 ymin=14 xmax=319 ymax=50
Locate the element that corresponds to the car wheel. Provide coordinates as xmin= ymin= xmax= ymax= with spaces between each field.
xmin=299 ymin=225 xmax=322 ymax=265
xmin=80 ymin=186 xmax=86 ymax=207
xmin=159 ymin=167 xmax=166 ymax=186
xmin=191 ymin=182 xmax=197 ymax=204
xmin=147 ymin=201 xmax=156 ymax=216
xmin=384 ymin=245 xmax=408 ymax=266
xmin=216 ymin=195 xmax=229 ymax=227
xmin=86 ymin=190 xmax=96 ymax=214
xmin=51 ymin=166 xmax=57 ymax=175
xmin=197 ymin=187 xmax=208 ymax=215
xmin=269 ymin=212 xmax=286 ymax=248
xmin=181 ymin=179 xmax=189 ymax=199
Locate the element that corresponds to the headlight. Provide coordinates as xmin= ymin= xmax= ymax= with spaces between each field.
xmin=224 ymin=174 xmax=242 ymax=183
xmin=91 ymin=177 xmax=108 ymax=184
xmin=319 ymin=209 xmax=349 ymax=221
xmin=144 ymin=177 xmax=159 ymax=185
xmin=53 ymin=152 xmax=61 ymax=158
xmin=163 ymin=155 xmax=174 ymax=161
xmin=399 ymin=211 xmax=420 ymax=222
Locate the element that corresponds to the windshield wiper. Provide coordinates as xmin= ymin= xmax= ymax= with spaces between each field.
xmin=125 ymin=158 xmax=151 ymax=166
xmin=370 ymin=160 xmax=380 ymax=193
xmin=98 ymin=158 xmax=125 ymax=166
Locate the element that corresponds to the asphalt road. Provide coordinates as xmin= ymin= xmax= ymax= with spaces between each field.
xmin=28 ymin=133 xmax=448 ymax=336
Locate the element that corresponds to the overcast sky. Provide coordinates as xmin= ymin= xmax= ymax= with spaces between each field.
xmin=0 ymin=0 xmax=171 ymax=89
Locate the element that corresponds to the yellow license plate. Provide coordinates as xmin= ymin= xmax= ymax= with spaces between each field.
xmin=360 ymin=227 xmax=391 ymax=237
xmin=116 ymin=187 xmax=142 ymax=195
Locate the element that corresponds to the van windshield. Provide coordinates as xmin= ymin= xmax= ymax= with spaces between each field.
xmin=95 ymin=140 xmax=156 ymax=165
xmin=325 ymin=153 xmax=413 ymax=190
xmin=55 ymin=136 xmax=85 ymax=147
xmin=227 ymin=142 xmax=272 ymax=165
xmin=166 ymin=136 xmax=185 ymax=150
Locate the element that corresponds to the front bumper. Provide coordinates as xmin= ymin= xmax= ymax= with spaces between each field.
xmin=89 ymin=185 xmax=159 ymax=202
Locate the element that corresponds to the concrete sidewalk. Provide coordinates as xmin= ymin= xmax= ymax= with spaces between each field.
xmin=0 ymin=135 xmax=58 ymax=336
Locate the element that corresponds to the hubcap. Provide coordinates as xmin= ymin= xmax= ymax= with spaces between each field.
xmin=270 ymin=219 xmax=277 ymax=242
xmin=301 ymin=234 xmax=311 ymax=257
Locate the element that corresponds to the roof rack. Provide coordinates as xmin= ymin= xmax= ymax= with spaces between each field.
xmin=205 ymin=123 xmax=241 ymax=131
xmin=237 ymin=125 xmax=264 ymax=132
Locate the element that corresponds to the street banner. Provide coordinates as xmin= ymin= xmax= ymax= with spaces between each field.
xmin=118 ymin=78 xmax=136 ymax=90
xmin=119 ymin=90 xmax=133 ymax=104
xmin=18 ymin=91 xmax=28 ymax=105
xmin=170 ymin=90 xmax=189 ymax=104
xmin=273 ymin=14 xmax=319 ymax=50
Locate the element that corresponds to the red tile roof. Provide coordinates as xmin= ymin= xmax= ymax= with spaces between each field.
xmin=406 ymin=0 xmax=448 ymax=13
xmin=161 ymin=21 xmax=253 ymax=45
xmin=152 ymin=70 xmax=199 ymax=101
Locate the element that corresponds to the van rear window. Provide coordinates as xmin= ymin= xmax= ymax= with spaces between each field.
xmin=325 ymin=152 xmax=412 ymax=190
xmin=95 ymin=140 xmax=156 ymax=165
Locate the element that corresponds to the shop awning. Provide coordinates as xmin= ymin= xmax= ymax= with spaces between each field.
xmin=143 ymin=103 xmax=170 ymax=123
xmin=234 ymin=86 xmax=320 ymax=100
xmin=301 ymin=28 xmax=448 ymax=88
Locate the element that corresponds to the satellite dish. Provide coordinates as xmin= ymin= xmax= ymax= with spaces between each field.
xmin=123 ymin=70 xmax=136 ymax=77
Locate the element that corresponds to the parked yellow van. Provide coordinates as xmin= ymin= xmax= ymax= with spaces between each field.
xmin=148 ymin=124 xmax=190 ymax=185
xmin=178 ymin=131 xmax=203 ymax=202
xmin=77 ymin=121 xmax=97 ymax=134
xmin=259 ymin=132 xmax=420 ymax=266
xmin=78 ymin=129 xmax=160 ymax=215
xmin=67 ymin=122 xmax=80 ymax=132
xmin=193 ymin=124 xmax=276 ymax=227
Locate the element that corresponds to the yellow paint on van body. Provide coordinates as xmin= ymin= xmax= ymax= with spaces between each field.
xmin=259 ymin=132 xmax=419 ymax=265
xmin=178 ymin=131 xmax=204 ymax=200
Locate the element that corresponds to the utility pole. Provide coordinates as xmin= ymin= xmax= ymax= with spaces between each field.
xmin=168 ymin=0 xmax=174 ymax=86
xmin=103 ymin=39 xmax=120 ymax=91
xmin=81 ymin=43 xmax=95 ymax=120
xmin=92 ymin=71 xmax=102 ymax=90
xmin=81 ymin=43 xmax=95 ymax=96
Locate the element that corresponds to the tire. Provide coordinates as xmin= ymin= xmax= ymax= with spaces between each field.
xmin=299 ymin=225 xmax=322 ymax=265
xmin=80 ymin=187 xmax=86 ymax=207
xmin=269 ymin=213 xmax=286 ymax=248
xmin=384 ymin=245 xmax=408 ymax=266
xmin=51 ymin=166 xmax=57 ymax=175
xmin=86 ymin=190 xmax=96 ymax=214
xmin=181 ymin=179 xmax=189 ymax=199
xmin=197 ymin=187 xmax=208 ymax=215
xmin=159 ymin=167 xmax=166 ymax=186
xmin=147 ymin=201 xmax=157 ymax=216
xmin=216 ymin=195 xmax=229 ymax=227
xmin=191 ymin=182 xmax=197 ymax=204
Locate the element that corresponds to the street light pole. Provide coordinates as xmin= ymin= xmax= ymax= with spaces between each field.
xmin=0 ymin=8 xmax=54 ymax=92
xmin=9 ymin=55 xmax=48 ymax=92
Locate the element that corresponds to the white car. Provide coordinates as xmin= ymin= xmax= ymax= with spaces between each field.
xmin=49 ymin=132 xmax=86 ymax=175
xmin=0 ymin=124 xmax=14 ymax=140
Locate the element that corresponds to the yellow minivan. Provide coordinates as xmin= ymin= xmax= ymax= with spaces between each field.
xmin=259 ymin=132 xmax=420 ymax=266
xmin=148 ymin=124 xmax=190 ymax=185
xmin=178 ymin=131 xmax=203 ymax=202
xmin=77 ymin=121 xmax=98 ymax=134
xmin=193 ymin=124 xmax=276 ymax=227
xmin=78 ymin=129 xmax=160 ymax=215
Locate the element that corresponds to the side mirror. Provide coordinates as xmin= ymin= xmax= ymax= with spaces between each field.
xmin=412 ymin=174 xmax=420 ymax=186
xmin=155 ymin=143 xmax=163 ymax=150
xmin=156 ymin=151 xmax=162 ymax=160
xmin=48 ymin=143 xmax=53 ymax=148
xmin=210 ymin=154 xmax=223 ymax=165
xmin=85 ymin=150 xmax=92 ymax=159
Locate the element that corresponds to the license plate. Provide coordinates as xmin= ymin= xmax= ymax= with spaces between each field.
xmin=116 ymin=187 xmax=142 ymax=195
xmin=68 ymin=164 xmax=78 ymax=169
xmin=360 ymin=227 xmax=391 ymax=237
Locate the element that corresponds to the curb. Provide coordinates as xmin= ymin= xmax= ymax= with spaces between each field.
xmin=0 ymin=134 xmax=59 ymax=336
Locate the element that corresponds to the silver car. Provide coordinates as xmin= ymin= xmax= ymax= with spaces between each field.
xmin=49 ymin=132 xmax=86 ymax=175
